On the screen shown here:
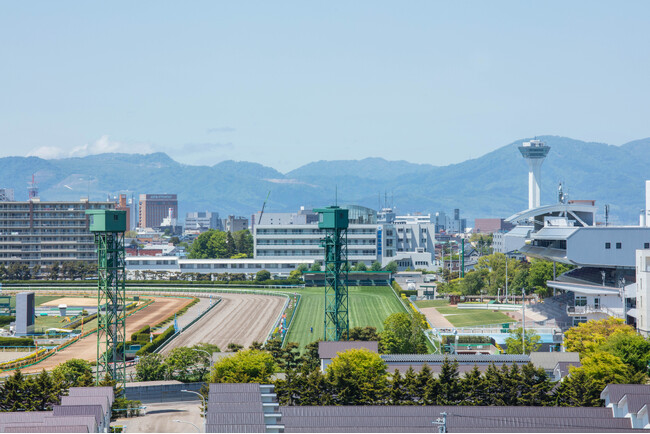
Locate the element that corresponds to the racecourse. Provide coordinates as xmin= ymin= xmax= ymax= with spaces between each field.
xmin=285 ymin=285 xmax=407 ymax=349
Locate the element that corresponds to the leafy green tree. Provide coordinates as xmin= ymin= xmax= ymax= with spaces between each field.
xmin=255 ymin=269 xmax=271 ymax=282
xmin=0 ymin=369 xmax=64 ymax=411
xmin=458 ymin=270 xmax=486 ymax=295
xmin=379 ymin=313 xmax=427 ymax=354
xmin=384 ymin=261 xmax=398 ymax=273
xmin=388 ymin=369 xmax=408 ymax=404
xmin=209 ymin=349 xmax=277 ymax=383
xmin=353 ymin=262 xmax=367 ymax=271
xmin=326 ymin=348 xmax=388 ymax=405
xmin=187 ymin=230 xmax=216 ymax=259
xmin=310 ymin=261 xmax=322 ymax=271
xmin=347 ymin=326 xmax=379 ymax=341
xmin=518 ymin=362 xmax=552 ymax=406
xmin=371 ymin=261 xmax=383 ymax=271
xmin=564 ymin=318 xmax=636 ymax=355
xmin=599 ymin=333 xmax=650 ymax=375
xmin=226 ymin=231 xmax=237 ymax=257
xmin=208 ymin=231 xmax=229 ymax=258
xmin=299 ymin=340 xmax=321 ymax=371
xmin=505 ymin=328 xmax=542 ymax=354
xmin=227 ymin=342 xmax=244 ymax=352
xmin=135 ymin=353 xmax=166 ymax=381
xmin=52 ymin=358 xmax=94 ymax=387
xmin=233 ymin=229 xmax=254 ymax=257
xmin=164 ymin=346 xmax=210 ymax=382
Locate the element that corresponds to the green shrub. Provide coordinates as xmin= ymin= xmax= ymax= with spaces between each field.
xmin=0 ymin=315 xmax=15 ymax=327
xmin=0 ymin=337 xmax=35 ymax=347
xmin=135 ymin=326 xmax=175 ymax=355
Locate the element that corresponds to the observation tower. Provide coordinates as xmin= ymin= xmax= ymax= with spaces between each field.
xmin=518 ymin=139 xmax=551 ymax=209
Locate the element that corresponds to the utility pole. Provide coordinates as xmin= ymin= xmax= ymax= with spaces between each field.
xmin=505 ymin=254 xmax=508 ymax=303
xmin=432 ymin=412 xmax=447 ymax=433
xmin=461 ymin=238 xmax=465 ymax=278
xmin=522 ymin=288 xmax=526 ymax=354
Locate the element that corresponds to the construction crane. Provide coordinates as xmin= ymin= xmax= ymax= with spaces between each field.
xmin=258 ymin=191 xmax=271 ymax=225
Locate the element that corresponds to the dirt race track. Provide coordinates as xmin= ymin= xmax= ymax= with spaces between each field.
xmin=162 ymin=293 xmax=285 ymax=353
xmin=13 ymin=297 xmax=192 ymax=375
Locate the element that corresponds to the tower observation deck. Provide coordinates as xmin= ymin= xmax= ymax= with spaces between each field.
xmin=518 ymin=140 xmax=551 ymax=209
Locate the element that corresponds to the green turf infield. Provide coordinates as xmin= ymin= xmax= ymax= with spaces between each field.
xmin=434 ymin=306 xmax=516 ymax=327
xmin=284 ymin=285 xmax=407 ymax=350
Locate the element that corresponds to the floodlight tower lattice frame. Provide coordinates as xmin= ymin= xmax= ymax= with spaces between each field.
xmin=315 ymin=206 xmax=349 ymax=341
xmin=87 ymin=210 xmax=127 ymax=389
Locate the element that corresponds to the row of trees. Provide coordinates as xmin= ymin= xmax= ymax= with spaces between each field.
xmin=0 ymin=261 xmax=98 ymax=281
xmin=187 ymin=229 xmax=254 ymax=259
xmin=437 ymin=253 xmax=573 ymax=297
xmin=0 ymin=359 xmax=140 ymax=417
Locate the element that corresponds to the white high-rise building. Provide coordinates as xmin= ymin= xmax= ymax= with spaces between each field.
xmin=518 ymin=139 xmax=551 ymax=209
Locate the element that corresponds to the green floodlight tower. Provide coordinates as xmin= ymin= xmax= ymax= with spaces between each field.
xmin=86 ymin=209 xmax=127 ymax=388
xmin=315 ymin=206 xmax=349 ymax=341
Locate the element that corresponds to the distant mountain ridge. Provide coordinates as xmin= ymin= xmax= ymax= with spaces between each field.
xmin=1 ymin=135 xmax=648 ymax=224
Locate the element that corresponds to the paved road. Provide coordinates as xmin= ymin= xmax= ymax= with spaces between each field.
xmin=114 ymin=401 xmax=204 ymax=433
xmin=420 ymin=306 xmax=455 ymax=329
xmin=163 ymin=293 xmax=285 ymax=352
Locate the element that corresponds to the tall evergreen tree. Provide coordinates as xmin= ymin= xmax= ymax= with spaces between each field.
xmin=437 ymin=358 xmax=461 ymax=404
xmin=460 ymin=365 xmax=485 ymax=405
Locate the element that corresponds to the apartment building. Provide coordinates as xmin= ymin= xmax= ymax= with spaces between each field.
xmin=0 ymin=199 xmax=114 ymax=267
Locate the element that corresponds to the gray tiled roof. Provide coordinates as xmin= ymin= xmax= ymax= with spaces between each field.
xmin=529 ymin=351 xmax=580 ymax=370
xmin=208 ymin=393 xmax=263 ymax=403
xmin=210 ymin=383 xmax=260 ymax=394
xmin=206 ymin=383 xmax=269 ymax=434
xmin=0 ymin=413 xmax=51 ymax=424
xmin=621 ymin=393 xmax=650 ymax=413
xmin=318 ymin=341 xmax=379 ymax=359
xmin=206 ymin=413 xmax=266 ymax=425
xmin=602 ymin=384 xmax=650 ymax=404
xmin=206 ymin=424 xmax=267 ymax=433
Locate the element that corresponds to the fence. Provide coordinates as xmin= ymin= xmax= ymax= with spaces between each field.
xmin=124 ymin=381 xmax=206 ymax=404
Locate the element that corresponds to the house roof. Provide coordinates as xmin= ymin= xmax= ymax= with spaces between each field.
xmin=381 ymin=354 xmax=529 ymax=364
xmin=206 ymin=383 xmax=268 ymax=433
xmin=318 ymin=341 xmax=379 ymax=359
xmin=601 ymin=384 xmax=650 ymax=404
xmin=620 ymin=393 xmax=650 ymax=414
xmin=529 ymin=352 xmax=580 ymax=370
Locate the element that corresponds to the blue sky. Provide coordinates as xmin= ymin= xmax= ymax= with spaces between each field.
xmin=1 ymin=1 xmax=648 ymax=172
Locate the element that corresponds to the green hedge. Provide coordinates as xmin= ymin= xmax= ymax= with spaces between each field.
xmin=0 ymin=316 xmax=15 ymax=327
xmin=131 ymin=325 xmax=151 ymax=343
xmin=392 ymin=280 xmax=417 ymax=297
xmin=135 ymin=326 xmax=175 ymax=355
xmin=0 ymin=337 xmax=35 ymax=347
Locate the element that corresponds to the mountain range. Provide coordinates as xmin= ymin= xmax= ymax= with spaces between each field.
xmin=1 ymin=135 xmax=648 ymax=225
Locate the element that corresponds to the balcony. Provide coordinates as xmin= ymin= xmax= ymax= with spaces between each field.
xmin=566 ymin=305 xmax=623 ymax=318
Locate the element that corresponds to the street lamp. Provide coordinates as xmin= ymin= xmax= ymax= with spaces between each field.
xmin=172 ymin=419 xmax=200 ymax=432
xmin=182 ymin=389 xmax=207 ymax=432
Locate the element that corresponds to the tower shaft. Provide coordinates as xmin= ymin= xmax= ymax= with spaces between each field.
xmin=518 ymin=140 xmax=551 ymax=209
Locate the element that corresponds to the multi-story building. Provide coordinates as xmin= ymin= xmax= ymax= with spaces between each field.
xmin=224 ymin=215 xmax=249 ymax=232
xmin=185 ymin=211 xmax=222 ymax=232
xmin=636 ymin=249 xmax=650 ymax=337
xmin=138 ymin=194 xmax=177 ymax=229
xmin=0 ymin=199 xmax=114 ymax=268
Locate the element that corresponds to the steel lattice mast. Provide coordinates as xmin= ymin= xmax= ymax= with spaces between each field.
xmin=315 ymin=206 xmax=349 ymax=341
xmin=86 ymin=210 xmax=127 ymax=388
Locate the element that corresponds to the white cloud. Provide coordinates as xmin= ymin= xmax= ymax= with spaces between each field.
xmin=27 ymin=136 xmax=154 ymax=159
xmin=26 ymin=146 xmax=67 ymax=159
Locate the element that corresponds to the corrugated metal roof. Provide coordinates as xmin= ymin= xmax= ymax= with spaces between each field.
xmin=206 ymin=413 xmax=266 ymax=425
xmin=43 ymin=415 xmax=98 ymax=432
xmin=210 ymin=383 xmax=260 ymax=394
xmin=208 ymin=393 xmax=263 ymax=403
xmin=4 ymin=425 xmax=89 ymax=433
xmin=205 ymin=423 xmax=267 ymax=433
xmin=318 ymin=341 xmax=379 ymax=359
xmin=52 ymin=405 xmax=102 ymax=424
xmin=207 ymin=403 xmax=264 ymax=413
xmin=0 ymin=413 xmax=51 ymax=423
xmin=68 ymin=386 xmax=115 ymax=406
xmin=280 ymin=405 xmax=613 ymax=418
xmin=381 ymin=354 xmax=529 ymax=363
xmin=60 ymin=396 xmax=110 ymax=414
